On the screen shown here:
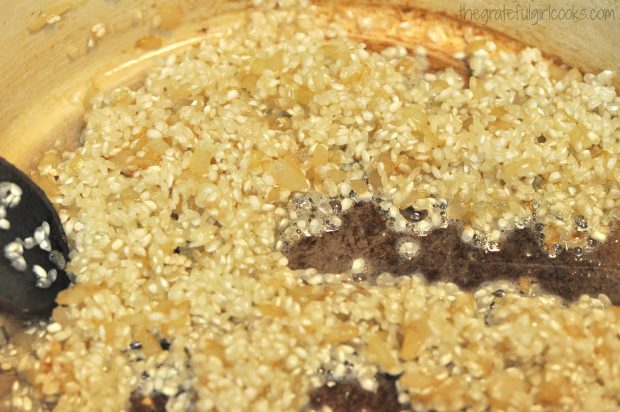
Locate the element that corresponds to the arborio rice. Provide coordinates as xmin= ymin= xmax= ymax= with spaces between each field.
xmin=2 ymin=1 xmax=620 ymax=411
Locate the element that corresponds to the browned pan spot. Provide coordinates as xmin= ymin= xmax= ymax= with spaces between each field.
xmin=424 ymin=49 xmax=471 ymax=77
xmin=129 ymin=391 xmax=168 ymax=412
xmin=0 ymin=370 xmax=17 ymax=399
xmin=285 ymin=201 xmax=620 ymax=305
xmin=351 ymin=35 xmax=471 ymax=79
xmin=313 ymin=1 xmax=531 ymax=82
xmin=307 ymin=373 xmax=405 ymax=412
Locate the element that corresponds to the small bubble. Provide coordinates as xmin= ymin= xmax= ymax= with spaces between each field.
xmin=574 ymin=247 xmax=583 ymax=256
xmin=159 ymin=338 xmax=171 ymax=350
xmin=548 ymin=243 xmax=563 ymax=258
xmin=574 ymin=216 xmax=588 ymax=230
xmin=587 ymin=237 xmax=598 ymax=248
xmin=400 ymin=206 xmax=428 ymax=223
xmin=492 ymin=289 xmax=506 ymax=298
xmin=329 ymin=199 xmax=342 ymax=213
xmin=324 ymin=222 xmax=338 ymax=232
